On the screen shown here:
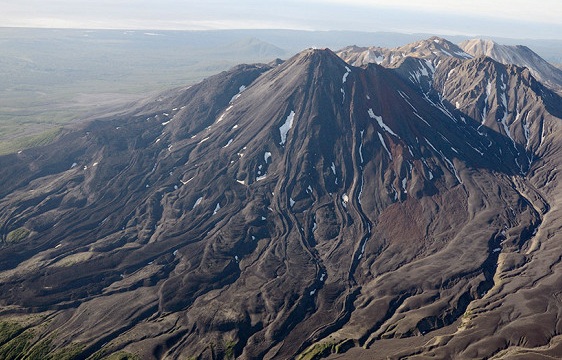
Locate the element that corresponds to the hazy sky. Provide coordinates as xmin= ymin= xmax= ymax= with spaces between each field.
xmin=1 ymin=0 xmax=561 ymax=39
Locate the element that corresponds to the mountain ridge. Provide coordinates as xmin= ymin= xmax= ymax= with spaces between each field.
xmin=460 ymin=38 xmax=562 ymax=95
xmin=1 ymin=38 xmax=562 ymax=359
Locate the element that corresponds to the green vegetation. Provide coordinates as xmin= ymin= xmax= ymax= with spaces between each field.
xmin=0 ymin=329 xmax=34 ymax=360
xmin=50 ymin=343 xmax=85 ymax=360
xmin=224 ymin=340 xmax=236 ymax=359
xmin=25 ymin=337 xmax=53 ymax=359
xmin=458 ymin=309 xmax=474 ymax=330
xmin=297 ymin=339 xmax=352 ymax=360
xmin=89 ymin=350 xmax=141 ymax=360
xmin=0 ymin=323 xmax=85 ymax=360
xmin=6 ymin=227 xmax=30 ymax=243
xmin=298 ymin=342 xmax=337 ymax=360
xmin=0 ymin=127 xmax=63 ymax=155
xmin=333 ymin=339 xmax=353 ymax=354
xmin=0 ymin=322 xmax=25 ymax=347
xmin=103 ymin=351 xmax=141 ymax=360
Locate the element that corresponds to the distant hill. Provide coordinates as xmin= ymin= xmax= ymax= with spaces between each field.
xmin=218 ymin=37 xmax=288 ymax=58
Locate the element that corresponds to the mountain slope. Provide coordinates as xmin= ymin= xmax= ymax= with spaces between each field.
xmin=0 ymin=41 xmax=562 ymax=360
xmin=460 ymin=39 xmax=562 ymax=94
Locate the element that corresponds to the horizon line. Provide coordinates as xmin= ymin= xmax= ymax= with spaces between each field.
xmin=1 ymin=26 xmax=561 ymax=42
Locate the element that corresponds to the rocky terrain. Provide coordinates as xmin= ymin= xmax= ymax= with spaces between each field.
xmin=1 ymin=37 xmax=562 ymax=359
xmin=460 ymin=38 xmax=562 ymax=95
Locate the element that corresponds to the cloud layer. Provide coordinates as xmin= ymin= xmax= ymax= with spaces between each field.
xmin=0 ymin=0 xmax=561 ymax=39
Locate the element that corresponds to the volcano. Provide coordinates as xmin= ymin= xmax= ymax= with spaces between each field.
xmin=1 ymin=38 xmax=562 ymax=360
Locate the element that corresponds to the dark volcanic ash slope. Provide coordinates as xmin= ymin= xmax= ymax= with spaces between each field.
xmin=0 ymin=42 xmax=562 ymax=360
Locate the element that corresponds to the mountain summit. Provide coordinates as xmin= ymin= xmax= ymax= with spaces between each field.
xmin=337 ymin=36 xmax=472 ymax=68
xmin=1 ymin=38 xmax=562 ymax=359
xmin=459 ymin=38 xmax=562 ymax=94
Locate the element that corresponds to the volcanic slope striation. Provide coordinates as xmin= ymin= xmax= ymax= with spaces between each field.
xmin=460 ymin=38 xmax=562 ymax=94
xmin=1 ymin=38 xmax=562 ymax=359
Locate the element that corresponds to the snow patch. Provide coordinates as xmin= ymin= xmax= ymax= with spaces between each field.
xmin=501 ymin=92 xmax=507 ymax=109
xmin=424 ymin=59 xmax=436 ymax=74
xmin=391 ymin=184 xmax=398 ymax=201
xmin=217 ymin=105 xmax=233 ymax=123
xmin=230 ymin=93 xmax=241 ymax=103
xmin=369 ymin=109 xmax=399 ymax=137
xmin=192 ymin=197 xmax=203 ymax=209
xmin=359 ymin=143 xmax=364 ymax=164
xmin=213 ymin=203 xmax=221 ymax=215
xmin=454 ymin=50 xmax=472 ymax=59
xmin=441 ymin=49 xmax=452 ymax=57
xmin=419 ymin=62 xmax=429 ymax=77
xmin=522 ymin=111 xmax=531 ymax=150
xmin=500 ymin=109 xmax=515 ymax=145
xmin=425 ymin=138 xmax=461 ymax=183
xmin=342 ymin=66 xmax=351 ymax=83
xmin=331 ymin=162 xmax=336 ymax=175
xmin=481 ymin=80 xmax=492 ymax=126
xmin=180 ymin=177 xmax=194 ymax=185
xmin=279 ymin=111 xmax=295 ymax=145
xmin=358 ymin=239 xmax=367 ymax=260
xmin=378 ymin=132 xmax=392 ymax=160
xmin=264 ymin=151 xmax=272 ymax=163
xmin=223 ymin=139 xmax=233 ymax=148
xmin=467 ymin=143 xmax=484 ymax=156
xmin=397 ymin=90 xmax=418 ymax=113
xmin=413 ymin=112 xmax=431 ymax=126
